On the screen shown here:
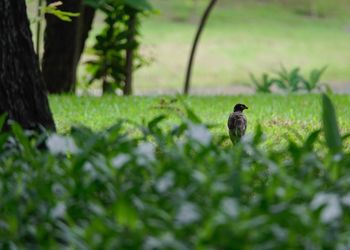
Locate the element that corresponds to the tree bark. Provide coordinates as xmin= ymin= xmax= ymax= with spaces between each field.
xmin=184 ymin=0 xmax=217 ymax=94
xmin=0 ymin=0 xmax=55 ymax=131
xmin=42 ymin=0 xmax=95 ymax=93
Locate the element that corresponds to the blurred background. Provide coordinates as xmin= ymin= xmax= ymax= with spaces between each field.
xmin=28 ymin=0 xmax=350 ymax=95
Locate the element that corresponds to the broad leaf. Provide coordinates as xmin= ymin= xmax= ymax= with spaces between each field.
xmin=0 ymin=113 xmax=7 ymax=130
xmin=322 ymin=94 xmax=342 ymax=153
xmin=124 ymin=0 xmax=153 ymax=11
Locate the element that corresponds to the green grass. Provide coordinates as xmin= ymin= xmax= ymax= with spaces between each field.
xmin=49 ymin=94 xmax=350 ymax=147
xmin=129 ymin=0 xmax=350 ymax=91
xmin=26 ymin=0 xmax=350 ymax=92
xmin=5 ymin=93 xmax=350 ymax=249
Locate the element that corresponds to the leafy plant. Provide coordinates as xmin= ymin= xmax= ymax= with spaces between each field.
xmin=30 ymin=1 xmax=80 ymax=24
xmin=32 ymin=1 xmax=80 ymax=62
xmin=251 ymin=65 xmax=328 ymax=93
xmin=302 ymin=66 xmax=327 ymax=92
xmin=0 ymin=95 xmax=350 ymax=249
xmin=85 ymin=0 xmax=152 ymax=94
xmin=43 ymin=2 xmax=80 ymax=21
xmin=322 ymin=93 xmax=342 ymax=153
xmin=249 ymin=72 xmax=275 ymax=93
xmin=274 ymin=66 xmax=303 ymax=92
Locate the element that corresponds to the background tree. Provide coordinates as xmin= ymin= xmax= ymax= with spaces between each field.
xmin=42 ymin=0 xmax=96 ymax=93
xmin=0 ymin=0 xmax=55 ymax=130
xmin=85 ymin=0 xmax=152 ymax=95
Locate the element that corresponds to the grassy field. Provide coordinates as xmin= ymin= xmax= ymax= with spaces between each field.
xmin=130 ymin=0 xmax=350 ymax=92
xmin=50 ymin=94 xmax=350 ymax=148
xmin=26 ymin=0 xmax=350 ymax=93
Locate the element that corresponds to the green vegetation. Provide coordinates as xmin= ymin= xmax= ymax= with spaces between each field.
xmin=2 ymin=1 xmax=348 ymax=248
xmin=50 ymin=94 xmax=350 ymax=148
xmin=250 ymin=66 xmax=328 ymax=93
xmin=130 ymin=0 xmax=350 ymax=91
xmin=26 ymin=0 xmax=350 ymax=92
xmin=1 ymin=95 xmax=350 ymax=249
xmin=85 ymin=0 xmax=153 ymax=94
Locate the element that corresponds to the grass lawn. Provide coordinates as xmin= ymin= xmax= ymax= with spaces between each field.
xmin=26 ymin=1 xmax=350 ymax=92
xmin=130 ymin=0 xmax=350 ymax=91
xmin=50 ymin=94 xmax=350 ymax=148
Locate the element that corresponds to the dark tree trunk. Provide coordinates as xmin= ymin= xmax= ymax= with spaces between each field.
xmin=124 ymin=8 xmax=137 ymax=96
xmin=184 ymin=0 xmax=217 ymax=94
xmin=77 ymin=5 xmax=96 ymax=62
xmin=0 ymin=0 xmax=55 ymax=131
xmin=42 ymin=0 xmax=95 ymax=93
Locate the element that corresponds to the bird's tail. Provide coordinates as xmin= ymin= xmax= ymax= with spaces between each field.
xmin=229 ymin=131 xmax=240 ymax=145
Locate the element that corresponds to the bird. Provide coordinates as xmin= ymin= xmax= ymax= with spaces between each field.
xmin=227 ymin=103 xmax=248 ymax=144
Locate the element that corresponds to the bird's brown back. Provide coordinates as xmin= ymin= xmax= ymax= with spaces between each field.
xmin=227 ymin=112 xmax=247 ymax=137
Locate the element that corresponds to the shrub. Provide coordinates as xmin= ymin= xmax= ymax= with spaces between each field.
xmin=0 ymin=94 xmax=350 ymax=249
xmin=251 ymin=66 xmax=328 ymax=94
xmin=85 ymin=0 xmax=152 ymax=94
xmin=249 ymin=73 xmax=275 ymax=93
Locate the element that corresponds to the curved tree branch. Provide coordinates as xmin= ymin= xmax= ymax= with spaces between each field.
xmin=184 ymin=0 xmax=218 ymax=95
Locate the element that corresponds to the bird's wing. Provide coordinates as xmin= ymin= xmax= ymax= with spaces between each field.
xmin=227 ymin=112 xmax=247 ymax=137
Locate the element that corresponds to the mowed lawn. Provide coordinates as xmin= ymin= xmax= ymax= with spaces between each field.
xmin=26 ymin=1 xmax=350 ymax=92
xmin=50 ymin=94 xmax=350 ymax=148
xmin=130 ymin=1 xmax=350 ymax=91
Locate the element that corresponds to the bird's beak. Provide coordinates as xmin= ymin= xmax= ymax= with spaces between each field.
xmin=245 ymin=106 xmax=248 ymax=110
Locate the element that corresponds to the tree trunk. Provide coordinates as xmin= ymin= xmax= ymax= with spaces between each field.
xmin=42 ymin=0 xmax=95 ymax=93
xmin=184 ymin=0 xmax=218 ymax=95
xmin=124 ymin=8 xmax=137 ymax=96
xmin=0 ymin=0 xmax=55 ymax=131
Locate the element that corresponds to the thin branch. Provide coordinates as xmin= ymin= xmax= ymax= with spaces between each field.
xmin=184 ymin=0 xmax=218 ymax=95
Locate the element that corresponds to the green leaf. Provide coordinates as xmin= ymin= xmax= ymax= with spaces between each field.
xmin=11 ymin=123 xmax=32 ymax=154
xmin=342 ymin=133 xmax=350 ymax=142
xmin=322 ymin=94 xmax=342 ymax=153
xmin=250 ymin=73 xmax=273 ymax=93
xmin=0 ymin=113 xmax=7 ymax=130
xmin=304 ymin=129 xmax=321 ymax=151
xmin=84 ymin=0 xmax=108 ymax=9
xmin=115 ymin=199 xmax=138 ymax=229
xmin=0 ymin=113 xmax=9 ymax=149
xmin=253 ymin=124 xmax=264 ymax=144
xmin=148 ymin=115 xmax=167 ymax=131
xmin=0 ymin=134 xmax=8 ymax=149
xmin=124 ymin=0 xmax=153 ymax=11
xmin=177 ymin=97 xmax=202 ymax=124
xmin=43 ymin=7 xmax=80 ymax=22
xmin=310 ymin=66 xmax=327 ymax=85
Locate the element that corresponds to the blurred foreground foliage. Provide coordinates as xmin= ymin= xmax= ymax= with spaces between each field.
xmin=1 ymin=94 xmax=350 ymax=249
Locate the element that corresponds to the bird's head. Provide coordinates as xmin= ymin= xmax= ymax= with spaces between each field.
xmin=233 ymin=103 xmax=248 ymax=112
